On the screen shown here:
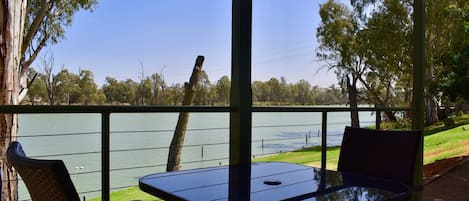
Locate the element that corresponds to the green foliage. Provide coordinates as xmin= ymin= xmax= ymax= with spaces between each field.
xmin=215 ymin=75 xmax=231 ymax=105
xmin=440 ymin=45 xmax=469 ymax=101
xmin=24 ymin=0 xmax=97 ymax=47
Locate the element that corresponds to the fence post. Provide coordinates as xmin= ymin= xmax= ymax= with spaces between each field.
xmin=376 ymin=110 xmax=381 ymax=130
xmin=320 ymin=111 xmax=327 ymax=190
xmin=101 ymin=112 xmax=110 ymax=201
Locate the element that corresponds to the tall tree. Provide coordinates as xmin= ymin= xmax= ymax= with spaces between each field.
xmin=293 ymin=79 xmax=312 ymax=105
xmin=150 ymin=72 xmax=166 ymax=105
xmin=317 ymin=0 xmax=364 ymax=126
xmin=215 ymin=76 xmax=231 ymax=105
xmin=194 ymin=70 xmax=212 ymax=105
xmin=1 ymin=0 xmax=97 ymax=198
xmin=55 ymin=68 xmax=80 ymax=104
xmin=78 ymin=69 xmax=102 ymax=104
xmin=26 ymin=68 xmax=46 ymax=104
xmin=349 ymin=0 xmax=468 ymax=125
xmin=40 ymin=54 xmax=59 ymax=105
xmin=0 ymin=2 xmax=26 ymax=199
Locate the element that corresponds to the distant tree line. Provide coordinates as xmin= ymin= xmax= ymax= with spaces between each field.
xmin=26 ymin=56 xmax=348 ymax=106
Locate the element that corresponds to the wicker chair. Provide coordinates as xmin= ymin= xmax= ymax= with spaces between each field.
xmin=338 ymin=126 xmax=421 ymax=186
xmin=7 ymin=141 xmax=80 ymax=201
xmin=337 ymin=126 xmax=421 ymax=201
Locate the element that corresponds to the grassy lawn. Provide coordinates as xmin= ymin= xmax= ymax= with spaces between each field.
xmin=253 ymin=146 xmax=341 ymax=169
xmin=89 ymin=118 xmax=469 ymax=200
xmin=88 ymin=186 xmax=161 ymax=201
xmin=424 ymin=124 xmax=469 ymax=163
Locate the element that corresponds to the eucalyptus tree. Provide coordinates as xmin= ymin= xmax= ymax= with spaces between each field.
xmin=55 ymin=69 xmax=80 ymax=104
xmin=40 ymin=54 xmax=59 ymax=105
xmin=215 ymin=76 xmax=231 ymax=105
xmin=26 ymin=68 xmax=47 ymax=104
xmin=78 ymin=69 xmax=103 ymax=104
xmin=252 ymin=81 xmax=271 ymax=103
xmin=150 ymin=72 xmax=167 ymax=105
xmin=166 ymin=83 xmax=185 ymax=105
xmin=440 ymin=45 xmax=469 ymax=103
xmin=194 ymin=71 xmax=213 ymax=105
xmin=317 ymin=0 xmax=364 ymax=126
xmin=102 ymin=77 xmax=136 ymax=104
xmin=266 ymin=77 xmax=282 ymax=103
xmin=293 ymin=79 xmax=313 ymax=105
xmin=1 ymin=0 xmax=97 ymax=198
xmin=355 ymin=0 xmax=412 ymax=122
xmin=349 ymin=0 xmax=468 ymax=125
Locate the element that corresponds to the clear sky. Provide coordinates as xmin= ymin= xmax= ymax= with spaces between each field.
xmin=35 ymin=0 xmax=341 ymax=87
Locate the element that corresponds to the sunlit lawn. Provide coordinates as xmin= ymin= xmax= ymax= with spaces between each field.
xmin=88 ymin=186 xmax=161 ymax=201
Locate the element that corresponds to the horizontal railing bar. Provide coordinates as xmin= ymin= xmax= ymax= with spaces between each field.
xmin=110 ymin=163 xmax=166 ymax=172
xmin=16 ymin=132 xmax=101 ymax=138
xmin=109 ymin=157 xmax=230 ymax=172
xmin=110 ymin=146 xmax=169 ymax=153
xmin=0 ymin=105 xmax=410 ymax=114
xmin=0 ymin=105 xmax=230 ymax=113
xmin=110 ymin=185 xmax=136 ymax=191
xmin=31 ymin=151 xmax=101 ymax=158
xmin=253 ymin=106 xmax=410 ymax=112
xmin=78 ymin=189 xmax=102 ymax=195
xmin=253 ymin=136 xmax=305 ymax=142
xmin=70 ymin=170 xmax=102 ymax=176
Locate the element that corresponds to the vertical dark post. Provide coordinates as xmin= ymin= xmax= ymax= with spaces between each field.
xmin=376 ymin=110 xmax=381 ymax=130
xmin=412 ymin=0 xmax=425 ymax=200
xmin=101 ymin=112 xmax=110 ymax=201
xmin=230 ymin=0 xmax=252 ymax=200
xmin=320 ymin=112 xmax=327 ymax=190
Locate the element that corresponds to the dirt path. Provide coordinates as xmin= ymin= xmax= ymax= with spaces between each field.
xmin=423 ymin=142 xmax=469 ymax=201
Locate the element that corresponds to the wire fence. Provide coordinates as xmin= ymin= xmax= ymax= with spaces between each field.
xmin=0 ymin=105 xmax=408 ymax=201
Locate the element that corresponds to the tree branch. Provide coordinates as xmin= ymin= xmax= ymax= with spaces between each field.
xmin=21 ymin=0 xmax=54 ymax=56
xmin=22 ymin=32 xmax=48 ymax=72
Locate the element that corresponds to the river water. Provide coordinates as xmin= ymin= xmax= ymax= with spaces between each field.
xmin=17 ymin=110 xmax=375 ymax=199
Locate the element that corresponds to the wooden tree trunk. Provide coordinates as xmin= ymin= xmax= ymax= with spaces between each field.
xmin=346 ymin=76 xmax=360 ymax=128
xmin=0 ymin=0 xmax=27 ymax=200
xmin=166 ymin=56 xmax=204 ymax=172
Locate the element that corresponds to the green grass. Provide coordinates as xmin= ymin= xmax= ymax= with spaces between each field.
xmin=253 ymin=146 xmax=341 ymax=170
xmin=88 ymin=186 xmax=161 ymax=201
xmin=424 ymin=124 xmax=469 ymax=163
xmin=89 ymin=117 xmax=469 ymax=200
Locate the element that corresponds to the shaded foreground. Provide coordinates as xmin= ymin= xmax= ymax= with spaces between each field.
xmin=423 ymin=156 xmax=469 ymax=201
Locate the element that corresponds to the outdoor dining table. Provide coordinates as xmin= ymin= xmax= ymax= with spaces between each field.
xmin=139 ymin=162 xmax=410 ymax=201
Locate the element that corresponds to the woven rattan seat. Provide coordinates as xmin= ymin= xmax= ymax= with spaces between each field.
xmin=7 ymin=141 xmax=80 ymax=201
xmin=338 ymin=126 xmax=421 ymax=186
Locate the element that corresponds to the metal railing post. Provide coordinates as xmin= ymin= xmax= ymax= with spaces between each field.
xmin=101 ymin=112 xmax=110 ymax=201
xmin=320 ymin=111 xmax=327 ymax=190
xmin=376 ymin=110 xmax=381 ymax=130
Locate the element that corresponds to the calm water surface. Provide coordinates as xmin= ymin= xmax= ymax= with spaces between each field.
xmin=17 ymin=111 xmax=375 ymax=199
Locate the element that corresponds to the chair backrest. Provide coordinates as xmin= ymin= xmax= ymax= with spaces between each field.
xmin=337 ymin=126 xmax=421 ymax=186
xmin=7 ymin=141 xmax=80 ymax=201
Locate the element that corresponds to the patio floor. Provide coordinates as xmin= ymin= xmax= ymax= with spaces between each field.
xmin=423 ymin=156 xmax=469 ymax=201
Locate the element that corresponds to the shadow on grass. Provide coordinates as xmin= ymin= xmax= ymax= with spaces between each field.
xmin=424 ymin=119 xmax=469 ymax=136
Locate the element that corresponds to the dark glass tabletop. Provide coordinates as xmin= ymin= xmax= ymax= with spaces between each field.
xmin=139 ymin=162 xmax=410 ymax=201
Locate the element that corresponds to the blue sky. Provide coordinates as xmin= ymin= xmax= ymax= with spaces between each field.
xmin=35 ymin=0 xmax=340 ymax=87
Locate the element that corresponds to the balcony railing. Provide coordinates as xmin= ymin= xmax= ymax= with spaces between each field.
xmin=0 ymin=105 xmax=409 ymax=201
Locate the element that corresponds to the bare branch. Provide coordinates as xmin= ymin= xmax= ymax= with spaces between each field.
xmin=22 ymin=32 xmax=49 ymax=71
